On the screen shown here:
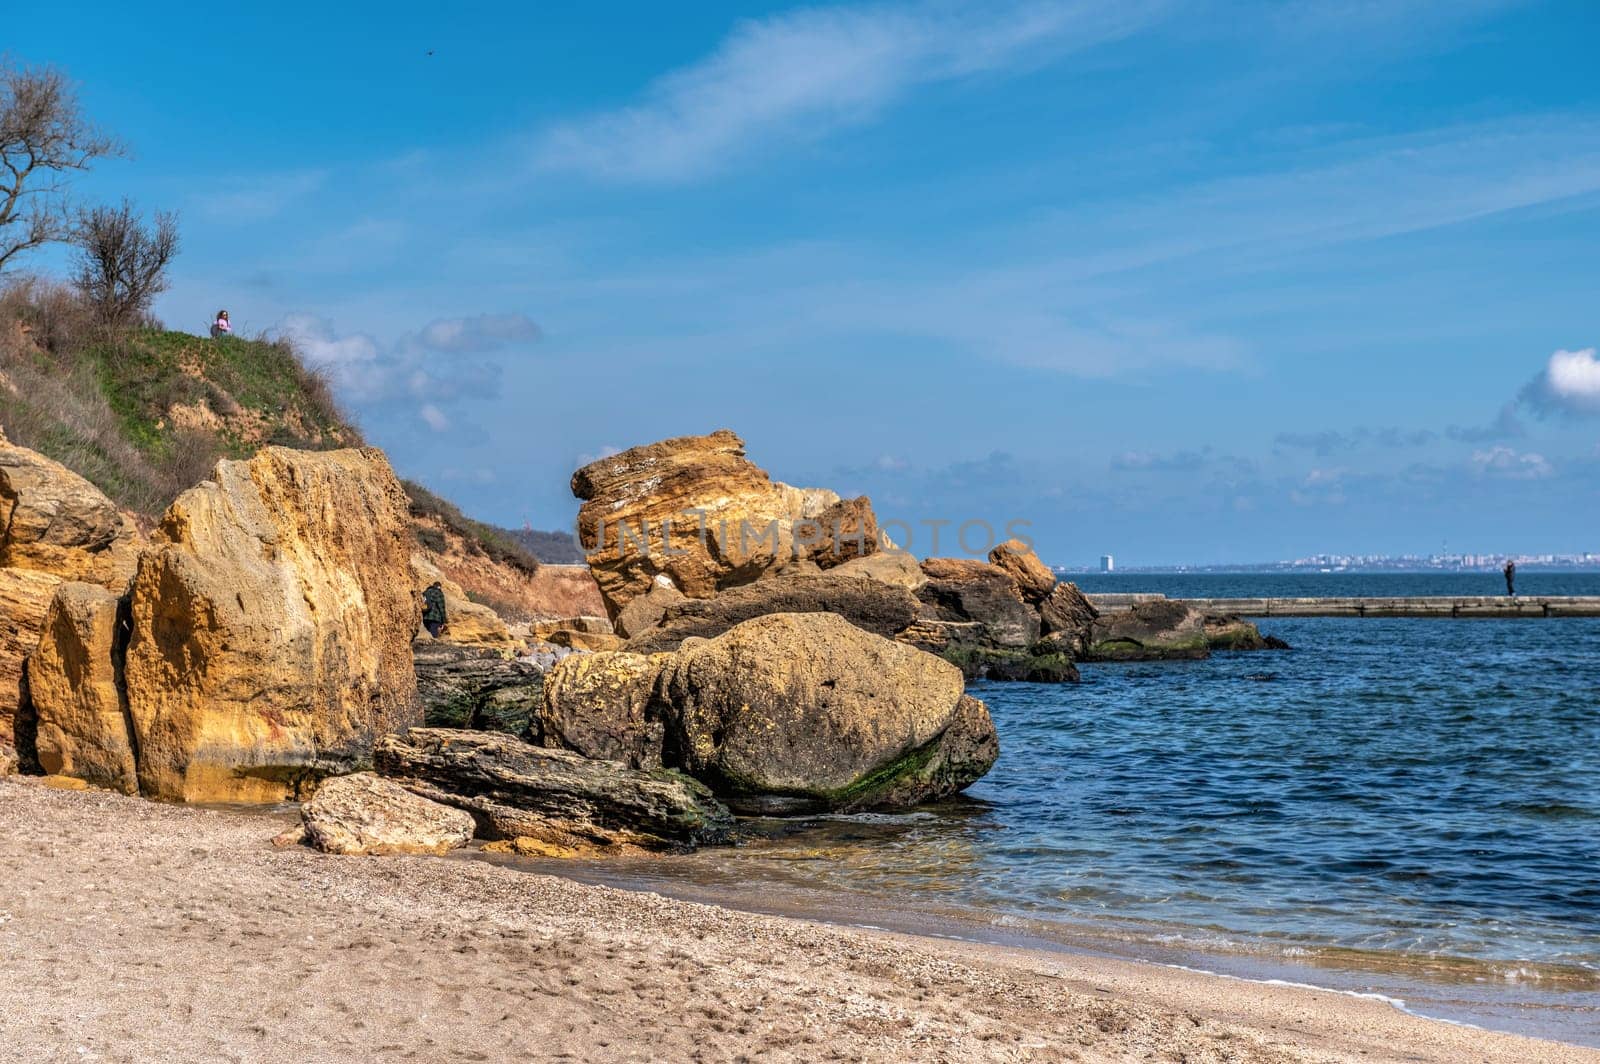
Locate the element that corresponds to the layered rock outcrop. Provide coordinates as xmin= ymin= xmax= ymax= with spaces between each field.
xmin=915 ymin=557 xmax=1041 ymax=649
xmin=987 ymin=540 xmax=1055 ymax=604
xmin=571 ymin=430 xmax=879 ymax=620
xmin=123 ymin=447 xmax=420 ymax=802
xmin=414 ymin=640 xmax=544 ymax=739
xmin=376 ymin=728 xmax=732 ymax=852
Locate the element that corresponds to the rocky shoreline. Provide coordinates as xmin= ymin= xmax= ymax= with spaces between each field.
xmin=2 ymin=779 xmax=1589 ymax=1064
xmin=1 ymin=424 xmax=1291 ymax=860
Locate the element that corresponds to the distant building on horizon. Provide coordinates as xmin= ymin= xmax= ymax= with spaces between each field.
xmin=1101 ymin=554 xmax=1115 ymax=573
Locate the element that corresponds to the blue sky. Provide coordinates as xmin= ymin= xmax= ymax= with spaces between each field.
xmin=12 ymin=0 xmax=1600 ymax=565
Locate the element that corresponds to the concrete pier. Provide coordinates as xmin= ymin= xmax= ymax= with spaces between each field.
xmin=1086 ymin=594 xmax=1600 ymax=618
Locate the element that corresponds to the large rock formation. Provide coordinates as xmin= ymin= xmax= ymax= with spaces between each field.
xmin=301 ymin=771 xmax=475 ymax=856
xmin=375 ymin=728 xmax=732 ymax=852
xmin=658 ymin=612 xmax=996 ymax=814
xmin=123 ymin=447 xmax=421 ymax=802
xmin=0 ymin=438 xmax=143 ymax=586
xmin=26 ymin=582 xmax=137 ymax=794
xmin=571 ymin=430 xmax=879 ymax=620
xmin=413 ymin=640 xmax=545 ymax=739
xmin=622 ymin=572 xmax=921 ymax=654
xmin=540 ymin=651 xmax=669 ymax=769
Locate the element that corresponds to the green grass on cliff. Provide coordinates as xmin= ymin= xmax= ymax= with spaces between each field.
xmin=1 ymin=281 xmax=577 ymax=565
xmin=1 ymin=281 xmax=357 ymax=515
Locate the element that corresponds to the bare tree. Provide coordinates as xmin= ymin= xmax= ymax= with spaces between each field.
xmin=1 ymin=59 xmax=121 ymax=271
xmin=72 ymin=199 xmax=180 ymax=325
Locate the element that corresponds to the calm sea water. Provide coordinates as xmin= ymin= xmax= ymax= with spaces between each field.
xmin=503 ymin=574 xmax=1600 ymax=1044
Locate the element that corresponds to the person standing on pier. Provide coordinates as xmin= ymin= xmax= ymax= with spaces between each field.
xmin=1503 ymin=559 xmax=1516 ymax=597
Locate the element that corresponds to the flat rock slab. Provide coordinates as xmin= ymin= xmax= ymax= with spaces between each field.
xmin=301 ymin=772 xmax=475 ymax=856
xmin=375 ymin=728 xmax=732 ymax=851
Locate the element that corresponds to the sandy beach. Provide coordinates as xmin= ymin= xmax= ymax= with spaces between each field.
xmin=0 ymin=778 xmax=1589 ymax=1063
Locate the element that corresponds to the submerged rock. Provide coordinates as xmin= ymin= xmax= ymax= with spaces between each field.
xmin=622 ymin=572 xmax=920 ymax=654
xmin=124 ymin=447 xmax=420 ymax=802
xmin=659 ymin=612 xmax=996 ymax=814
xmin=413 ymin=640 xmax=545 ymax=740
xmin=301 ymin=771 xmax=475 ymax=856
xmin=1082 ymin=600 xmax=1285 ymax=661
xmin=375 ymin=728 xmax=732 ymax=852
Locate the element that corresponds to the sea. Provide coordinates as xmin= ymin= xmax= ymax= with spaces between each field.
xmin=498 ymin=572 xmax=1600 ymax=1047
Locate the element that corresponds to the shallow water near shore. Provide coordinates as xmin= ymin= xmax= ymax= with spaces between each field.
xmin=487 ymin=586 xmax=1600 ymax=1047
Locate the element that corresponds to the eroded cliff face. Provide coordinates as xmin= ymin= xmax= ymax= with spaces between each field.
xmin=571 ymin=429 xmax=877 ymax=620
xmin=122 ymin=447 xmax=420 ymax=801
xmin=0 ymin=433 xmax=143 ymax=750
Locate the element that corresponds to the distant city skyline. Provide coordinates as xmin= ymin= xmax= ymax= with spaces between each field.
xmin=14 ymin=1 xmax=1600 ymax=564
xmin=1056 ymin=550 xmax=1600 ymax=574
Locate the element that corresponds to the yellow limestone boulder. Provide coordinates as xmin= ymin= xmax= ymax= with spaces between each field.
xmin=124 ymin=447 xmax=421 ymax=802
xmin=0 ymin=437 xmax=143 ymax=586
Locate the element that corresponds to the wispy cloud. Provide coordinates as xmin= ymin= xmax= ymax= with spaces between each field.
xmin=1110 ymin=448 xmax=1210 ymax=473
xmin=193 ymin=170 xmax=328 ymax=223
xmin=1275 ymin=426 xmax=1438 ymax=456
xmin=1519 ymin=347 xmax=1600 ymax=417
xmin=532 ymin=0 xmax=1166 ymax=181
xmin=278 ymin=310 xmax=539 ymax=413
xmin=1446 ymin=402 xmax=1525 ymax=442
xmin=409 ymin=313 xmax=542 ymax=354
xmin=1470 ymin=445 xmax=1553 ymax=479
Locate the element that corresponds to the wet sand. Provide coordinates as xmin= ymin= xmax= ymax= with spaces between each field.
xmin=1 ymin=778 xmax=1593 ymax=1063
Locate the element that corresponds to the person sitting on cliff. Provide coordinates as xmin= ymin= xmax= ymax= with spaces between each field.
xmin=1503 ymin=559 xmax=1516 ymax=598
xmin=422 ymin=580 xmax=448 ymax=639
xmin=210 ymin=310 xmax=232 ymax=339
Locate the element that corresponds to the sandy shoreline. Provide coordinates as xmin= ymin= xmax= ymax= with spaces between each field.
xmin=1 ymin=778 xmax=1592 ymax=1063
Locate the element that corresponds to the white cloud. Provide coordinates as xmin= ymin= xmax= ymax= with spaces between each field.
xmin=532 ymin=0 xmax=1164 ymax=181
xmin=1520 ymin=347 xmax=1600 ymax=417
xmin=277 ymin=313 xmax=384 ymax=398
xmin=1470 ymin=446 xmax=1553 ymax=479
xmin=419 ymin=403 xmax=450 ymax=432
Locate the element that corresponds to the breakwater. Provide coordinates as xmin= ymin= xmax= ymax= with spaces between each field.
xmin=1088 ymin=593 xmax=1600 ymax=617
